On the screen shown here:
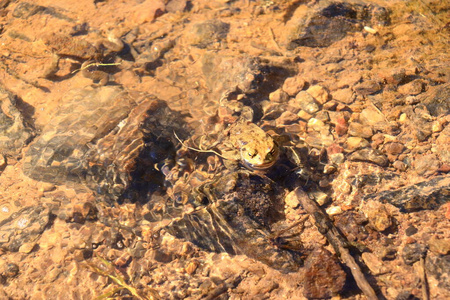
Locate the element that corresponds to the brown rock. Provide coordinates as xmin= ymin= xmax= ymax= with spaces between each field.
xmin=414 ymin=154 xmax=440 ymax=176
xmin=307 ymin=85 xmax=330 ymax=104
xmin=282 ymin=76 xmax=306 ymax=96
xmin=345 ymin=137 xmax=370 ymax=151
xmin=293 ymin=91 xmax=320 ymax=114
xmin=269 ymin=89 xmax=289 ymax=103
xmin=276 ymin=111 xmax=299 ymax=126
xmin=331 ymin=88 xmax=356 ymax=104
xmin=335 ymin=117 xmax=348 ymax=136
xmin=302 ymin=248 xmax=346 ymax=299
xmin=428 ymin=236 xmax=450 ymax=255
xmin=384 ymin=142 xmax=405 ymax=155
xmin=398 ymin=80 xmax=424 ymax=95
xmin=361 ymin=252 xmax=386 ymax=275
xmin=354 ymin=80 xmax=382 ymax=95
xmin=361 ymin=200 xmax=392 ymax=232
xmin=349 ymin=148 xmax=389 ymax=166
xmin=348 ymin=122 xmax=373 ymax=138
xmin=393 ymin=160 xmax=408 ymax=171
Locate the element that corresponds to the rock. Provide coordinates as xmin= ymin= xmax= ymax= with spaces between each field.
xmin=305 ymin=131 xmax=334 ymax=148
xmin=401 ymin=243 xmax=426 ymax=265
xmin=435 ymin=126 xmax=450 ymax=163
xmin=384 ymin=142 xmax=405 ymax=156
xmin=362 ymin=252 xmax=386 ymax=275
xmin=269 ymin=89 xmax=289 ymax=103
xmin=414 ymin=154 xmax=440 ymax=176
xmin=282 ymin=76 xmax=306 ymax=96
xmin=360 ymin=200 xmax=392 ymax=232
xmin=348 ymin=122 xmax=373 ymax=138
xmin=0 ymin=154 xmax=6 ymax=170
xmin=284 ymin=190 xmax=300 ymax=209
xmin=0 ymin=87 xmax=35 ymax=157
xmin=334 ymin=211 xmax=368 ymax=242
xmin=331 ymin=88 xmax=356 ymax=104
xmin=307 ymin=118 xmax=328 ymax=132
xmin=187 ymin=19 xmax=230 ymax=49
xmin=422 ymin=83 xmax=450 ymax=117
xmin=398 ymin=80 xmax=424 ymax=95
xmin=428 ymin=236 xmax=450 ymax=255
xmin=285 ymin=2 xmax=389 ymax=49
xmin=166 ymin=0 xmax=187 ymax=13
xmin=23 ymin=87 xmax=188 ymax=201
xmin=293 ymin=91 xmax=319 ymax=114
xmin=335 ymin=117 xmax=348 ymax=136
xmin=201 ymin=54 xmax=267 ymax=101
xmin=426 ymin=253 xmax=450 ymax=290
xmin=364 ymin=176 xmax=450 ymax=212
xmin=302 ymin=248 xmax=346 ymax=299
xmin=359 ymin=105 xmax=387 ymax=130
xmin=306 ymin=85 xmax=329 ymax=104
xmin=354 ymin=80 xmax=382 ymax=96
xmin=393 ymin=160 xmax=408 ymax=171
xmin=129 ymin=0 xmax=165 ymax=24
xmin=405 ymin=225 xmax=418 ymax=236
xmin=276 ymin=111 xmax=299 ymax=126
xmin=345 ymin=137 xmax=370 ymax=151
xmin=349 ymin=148 xmax=388 ymax=166
xmin=385 ymin=68 xmax=407 ymax=85
xmin=0 ymin=206 xmax=51 ymax=252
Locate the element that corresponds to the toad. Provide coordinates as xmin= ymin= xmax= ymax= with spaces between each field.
xmin=219 ymin=120 xmax=280 ymax=170
xmin=185 ymin=119 xmax=279 ymax=171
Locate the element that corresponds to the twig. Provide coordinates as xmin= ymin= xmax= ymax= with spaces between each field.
xmin=293 ymin=188 xmax=378 ymax=300
xmin=173 ymin=131 xmax=227 ymax=159
xmin=420 ymin=255 xmax=430 ymax=300
xmin=71 ymin=62 xmax=121 ymax=74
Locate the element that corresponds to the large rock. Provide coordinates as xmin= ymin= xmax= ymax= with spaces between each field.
xmin=0 ymin=87 xmax=35 ymax=158
xmin=285 ymin=1 xmax=390 ymax=49
xmin=22 ymin=87 xmax=189 ymax=201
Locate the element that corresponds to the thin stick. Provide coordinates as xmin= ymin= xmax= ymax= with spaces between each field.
xmin=420 ymin=256 xmax=430 ymax=300
xmin=293 ymin=188 xmax=378 ymax=300
xmin=173 ymin=131 xmax=227 ymax=159
xmin=71 ymin=62 xmax=121 ymax=74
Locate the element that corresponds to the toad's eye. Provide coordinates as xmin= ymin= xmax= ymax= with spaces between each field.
xmin=247 ymin=152 xmax=256 ymax=158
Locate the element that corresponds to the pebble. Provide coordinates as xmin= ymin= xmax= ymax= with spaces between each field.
xmin=306 ymin=85 xmax=330 ymax=104
xmin=282 ymin=76 xmax=306 ymax=96
xmin=360 ymin=200 xmax=392 ymax=232
xmin=293 ymin=91 xmax=320 ymax=114
xmin=428 ymin=236 xmax=450 ymax=255
xmin=384 ymin=142 xmax=405 ymax=155
xmin=188 ymin=19 xmax=230 ymax=48
xmin=326 ymin=206 xmax=343 ymax=216
xmin=284 ymin=190 xmax=300 ymax=209
xmin=348 ymin=122 xmax=373 ymax=138
xmin=393 ymin=160 xmax=408 ymax=171
xmin=269 ymin=89 xmax=289 ymax=103
xmin=302 ymin=248 xmax=346 ymax=299
xmin=401 ymin=243 xmax=426 ymax=265
xmin=331 ymin=88 xmax=355 ymax=104
xmin=398 ymin=80 xmax=424 ymax=95
xmin=361 ymin=252 xmax=385 ymax=275
xmin=335 ymin=117 xmax=348 ymax=136
xmin=385 ymin=68 xmax=407 ymax=84
xmin=349 ymin=148 xmax=389 ymax=167
xmin=354 ymin=80 xmax=382 ymax=95
xmin=345 ymin=137 xmax=370 ymax=151
xmin=276 ymin=111 xmax=299 ymax=126
xmin=360 ymin=106 xmax=387 ymax=128
xmin=307 ymin=118 xmax=328 ymax=132
xmin=0 ymin=154 xmax=6 ymax=169
xmin=297 ymin=110 xmax=312 ymax=121
xmin=404 ymin=225 xmax=418 ymax=236
xmin=329 ymin=153 xmax=345 ymax=165
xmin=413 ymin=154 xmax=440 ymax=176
